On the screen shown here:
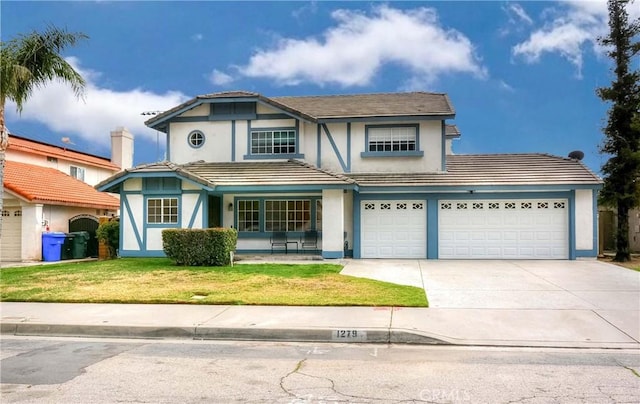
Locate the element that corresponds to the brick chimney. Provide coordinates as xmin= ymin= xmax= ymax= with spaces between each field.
xmin=110 ymin=127 xmax=134 ymax=170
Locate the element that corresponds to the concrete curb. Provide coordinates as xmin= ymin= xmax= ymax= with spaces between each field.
xmin=5 ymin=322 xmax=637 ymax=348
xmin=0 ymin=322 xmax=451 ymax=345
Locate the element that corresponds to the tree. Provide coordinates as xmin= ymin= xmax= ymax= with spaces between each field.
xmin=0 ymin=25 xmax=88 ymax=220
xmin=597 ymin=0 xmax=640 ymax=262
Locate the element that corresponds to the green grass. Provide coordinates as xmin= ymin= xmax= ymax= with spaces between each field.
xmin=0 ymin=258 xmax=428 ymax=307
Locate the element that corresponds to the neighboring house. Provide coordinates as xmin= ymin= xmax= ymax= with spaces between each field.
xmin=1 ymin=128 xmax=133 ymax=262
xmin=96 ymin=91 xmax=602 ymax=260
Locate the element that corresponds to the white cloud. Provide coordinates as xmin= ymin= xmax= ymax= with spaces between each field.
xmin=208 ymin=69 xmax=235 ymax=86
xmin=191 ymin=33 xmax=204 ymax=41
xmin=232 ymin=5 xmax=486 ymax=88
xmin=512 ymin=0 xmax=640 ymax=74
xmin=499 ymin=80 xmax=515 ymax=92
xmin=507 ymin=3 xmax=533 ymax=26
xmin=6 ymin=57 xmax=189 ymax=147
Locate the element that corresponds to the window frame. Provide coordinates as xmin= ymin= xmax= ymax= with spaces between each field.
xmin=70 ymin=166 xmax=86 ymax=181
xmin=187 ymin=130 xmax=205 ymax=149
xmin=360 ymin=124 xmax=424 ymax=157
xmin=234 ymin=197 xmax=322 ymax=236
xmin=145 ymin=197 xmax=180 ymax=226
xmin=243 ymin=126 xmax=304 ymax=160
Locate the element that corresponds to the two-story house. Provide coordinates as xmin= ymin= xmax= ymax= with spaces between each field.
xmin=2 ymin=128 xmax=133 ymax=262
xmin=96 ymin=91 xmax=602 ymax=260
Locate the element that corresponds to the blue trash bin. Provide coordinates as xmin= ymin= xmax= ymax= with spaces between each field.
xmin=42 ymin=232 xmax=67 ymax=261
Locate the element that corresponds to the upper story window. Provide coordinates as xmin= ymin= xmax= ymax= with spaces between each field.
xmin=188 ymin=130 xmax=205 ymax=148
xmin=250 ymin=130 xmax=296 ymax=155
xmin=70 ymin=166 xmax=85 ymax=181
xmin=361 ymin=124 xmax=423 ymax=157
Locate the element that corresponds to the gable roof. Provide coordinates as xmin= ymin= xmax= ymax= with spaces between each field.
xmin=7 ymin=134 xmax=120 ymax=171
xmin=96 ymin=159 xmax=356 ymax=193
xmin=182 ymin=160 xmax=356 ymax=188
xmin=348 ymin=154 xmax=602 ymax=188
xmin=4 ymin=161 xmax=120 ymax=210
xmin=144 ymin=91 xmax=455 ymax=130
xmin=271 ymin=92 xmax=455 ymax=120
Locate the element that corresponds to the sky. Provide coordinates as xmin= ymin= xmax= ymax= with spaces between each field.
xmin=3 ymin=1 xmax=639 ymax=174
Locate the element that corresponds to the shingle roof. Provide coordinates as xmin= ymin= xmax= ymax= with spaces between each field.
xmin=181 ymin=160 xmax=356 ymax=187
xmin=4 ymin=161 xmax=120 ymax=209
xmin=445 ymin=124 xmax=460 ymax=138
xmin=97 ymin=154 xmax=600 ymax=192
xmin=145 ymin=91 xmax=455 ymax=128
xmin=271 ymin=92 xmax=455 ymax=119
xmin=348 ymin=154 xmax=602 ymax=187
xmin=7 ymin=134 xmax=119 ymax=171
xmin=96 ymin=160 xmax=355 ymax=192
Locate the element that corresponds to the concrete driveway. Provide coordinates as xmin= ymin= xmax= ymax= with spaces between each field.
xmin=341 ymin=259 xmax=640 ymax=344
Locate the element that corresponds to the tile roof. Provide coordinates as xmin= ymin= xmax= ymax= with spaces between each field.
xmin=145 ymin=91 xmax=455 ymax=128
xmin=4 ymin=161 xmax=120 ymax=209
xmin=445 ymin=124 xmax=460 ymax=138
xmin=271 ymin=92 xmax=455 ymax=120
xmin=7 ymin=134 xmax=119 ymax=171
xmin=96 ymin=160 xmax=356 ymax=192
xmin=182 ymin=160 xmax=356 ymax=187
xmin=347 ymin=154 xmax=603 ymax=187
xmin=97 ymin=154 xmax=600 ymax=192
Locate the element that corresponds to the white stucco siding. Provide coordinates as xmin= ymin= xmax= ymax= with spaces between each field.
xmin=169 ymin=121 xmax=233 ymax=164
xmin=251 ymin=118 xmax=296 ymax=128
xmin=124 ymin=178 xmax=142 ymax=191
xmin=308 ymin=120 xmax=444 ymax=174
xmin=146 ymin=228 xmax=164 ymax=251
xmin=122 ymin=194 xmax=143 ymax=251
xmin=256 ymin=102 xmax=283 ymax=115
xmin=181 ymin=193 xmax=204 ymax=228
xmin=322 ymin=189 xmax=344 ymax=257
xmin=180 ymin=104 xmax=209 ymax=117
xmin=575 ymin=189 xmax=595 ymax=251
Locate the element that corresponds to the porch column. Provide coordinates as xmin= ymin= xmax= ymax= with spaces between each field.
xmin=321 ymin=189 xmax=345 ymax=259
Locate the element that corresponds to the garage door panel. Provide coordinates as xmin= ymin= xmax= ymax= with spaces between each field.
xmin=361 ymin=200 xmax=426 ymax=258
xmin=1 ymin=208 xmax=22 ymax=262
xmin=439 ymin=199 xmax=568 ymax=259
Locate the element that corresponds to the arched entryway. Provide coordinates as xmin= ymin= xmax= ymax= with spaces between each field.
xmin=69 ymin=215 xmax=99 ymax=257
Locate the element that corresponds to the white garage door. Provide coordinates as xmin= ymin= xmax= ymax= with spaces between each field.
xmin=439 ymin=199 xmax=568 ymax=259
xmin=361 ymin=200 xmax=426 ymax=258
xmin=1 ymin=208 xmax=22 ymax=262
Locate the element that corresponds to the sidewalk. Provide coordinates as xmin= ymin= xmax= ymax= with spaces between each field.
xmin=1 ymin=302 xmax=638 ymax=348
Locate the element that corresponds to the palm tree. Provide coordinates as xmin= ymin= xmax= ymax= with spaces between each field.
xmin=0 ymin=25 xmax=88 ymax=213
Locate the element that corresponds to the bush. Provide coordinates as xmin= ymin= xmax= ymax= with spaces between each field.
xmin=96 ymin=219 xmax=119 ymax=259
xmin=162 ymin=228 xmax=238 ymax=266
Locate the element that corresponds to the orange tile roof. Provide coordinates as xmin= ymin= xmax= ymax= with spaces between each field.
xmin=4 ymin=161 xmax=120 ymax=210
xmin=7 ymin=135 xmax=120 ymax=171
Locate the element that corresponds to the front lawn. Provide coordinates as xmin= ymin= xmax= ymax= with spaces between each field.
xmin=0 ymin=258 xmax=428 ymax=307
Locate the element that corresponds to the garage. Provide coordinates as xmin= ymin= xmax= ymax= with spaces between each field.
xmin=361 ymin=200 xmax=426 ymax=258
xmin=439 ymin=199 xmax=568 ymax=259
xmin=1 ymin=208 xmax=22 ymax=262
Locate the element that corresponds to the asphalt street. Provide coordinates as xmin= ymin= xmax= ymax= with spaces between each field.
xmin=2 ymin=336 xmax=639 ymax=403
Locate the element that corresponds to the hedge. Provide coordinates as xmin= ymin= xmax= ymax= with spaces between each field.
xmin=162 ymin=228 xmax=238 ymax=266
xmin=96 ymin=219 xmax=119 ymax=259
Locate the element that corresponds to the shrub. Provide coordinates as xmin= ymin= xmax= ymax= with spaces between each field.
xmin=96 ymin=219 xmax=119 ymax=259
xmin=162 ymin=228 xmax=238 ymax=266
